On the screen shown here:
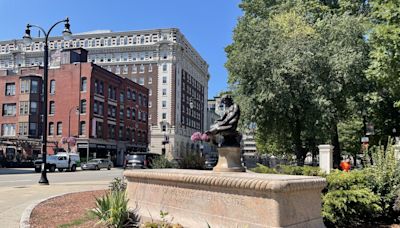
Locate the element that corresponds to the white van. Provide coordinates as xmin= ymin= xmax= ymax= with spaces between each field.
xmin=34 ymin=153 xmax=80 ymax=172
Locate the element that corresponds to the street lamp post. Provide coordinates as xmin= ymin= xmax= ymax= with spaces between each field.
xmin=22 ymin=18 xmax=72 ymax=185
xmin=68 ymin=106 xmax=79 ymax=152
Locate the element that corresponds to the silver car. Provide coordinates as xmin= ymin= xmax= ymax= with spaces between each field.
xmin=81 ymin=159 xmax=113 ymax=170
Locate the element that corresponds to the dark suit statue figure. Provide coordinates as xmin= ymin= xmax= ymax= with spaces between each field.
xmin=206 ymin=95 xmax=241 ymax=147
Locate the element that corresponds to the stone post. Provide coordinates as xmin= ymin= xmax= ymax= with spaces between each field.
xmin=394 ymin=143 xmax=400 ymax=161
xmin=318 ymin=145 xmax=333 ymax=174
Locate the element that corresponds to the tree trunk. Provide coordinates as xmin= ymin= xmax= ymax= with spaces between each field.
xmin=331 ymin=122 xmax=341 ymax=169
xmin=293 ymin=119 xmax=306 ymax=166
xmin=307 ymin=137 xmax=318 ymax=166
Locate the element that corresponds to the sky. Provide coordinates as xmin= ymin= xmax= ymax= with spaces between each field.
xmin=0 ymin=0 xmax=243 ymax=98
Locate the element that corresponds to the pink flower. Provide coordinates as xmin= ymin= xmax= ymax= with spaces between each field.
xmin=67 ymin=137 xmax=76 ymax=145
xmin=191 ymin=132 xmax=202 ymax=142
xmin=61 ymin=137 xmax=68 ymax=144
xmin=201 ymin=133 xmax=210 ymax=142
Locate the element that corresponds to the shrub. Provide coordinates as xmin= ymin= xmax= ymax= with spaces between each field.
xmin=178 ymin=153 xmax=205 ymax=169
xmin=93 ymin=178 xmax=139 ymax=228
xmin=92 ymin=191 xmax=130 ymax=228
xmin=322 ymin=187 xmax=382 ymax=227
xmin=251 ymin=163 xmax=323 ymax=176
xmin=276 ymin=165 xmax=304 ymax=175
xmin=322 ymin=169 xmax=382 ymax=226
xmin=251 ymin=163 xmax=278 ymax=174
xmin=151 ymin=156 xmax=177 ymax=169
xmin=109 ymin=177 xmax=127 ymax=192
xmin=141 ymin=210 xmax=183 ymax=228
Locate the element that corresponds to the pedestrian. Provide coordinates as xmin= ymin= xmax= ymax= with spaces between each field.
xmin=340 ymin=158 xmax=351 ymax=172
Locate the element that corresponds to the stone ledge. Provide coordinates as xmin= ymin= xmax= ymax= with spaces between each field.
xmin=124 ymin=169 xmax=326 ymax=193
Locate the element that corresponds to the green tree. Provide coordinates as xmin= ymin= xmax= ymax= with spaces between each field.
xmin=367 ymin=0 xmax=400 ymax=105
xmin=227 ymin=0 xmax=369 ymax=166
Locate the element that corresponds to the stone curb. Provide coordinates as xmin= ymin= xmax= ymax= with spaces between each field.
xmin=19 ymin=190 xmax=97 ymax=228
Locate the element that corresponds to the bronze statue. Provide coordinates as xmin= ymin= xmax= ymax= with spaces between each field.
xmin=206 ymin=95 xmax=241 ymax=147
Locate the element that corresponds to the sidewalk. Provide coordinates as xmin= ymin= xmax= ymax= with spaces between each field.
xmin=0 ymin=180 xmax=110 ymax=228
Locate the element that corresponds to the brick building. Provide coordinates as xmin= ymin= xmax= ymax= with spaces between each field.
xmin=0 ymin=28 xmax=209 ymax=159
xmin=0 ymin=48 xmax=149 ymax=165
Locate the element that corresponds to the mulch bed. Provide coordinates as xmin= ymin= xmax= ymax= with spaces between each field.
xmin=29 ymin=190 xmax=108 ymax=228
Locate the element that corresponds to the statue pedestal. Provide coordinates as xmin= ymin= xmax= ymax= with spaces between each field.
xmin=124 ymin=169 xmax=326 ymax=228
xmin=213 ymin=146 xmax=245 ymax=172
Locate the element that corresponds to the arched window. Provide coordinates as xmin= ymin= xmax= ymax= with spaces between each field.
xmin=49 ymin=122 xmax=54 ymax=135
xmin=80 ymin=99 xmax=87 ymax=114
xmin=50 ymin=80 xmax=56 ymax=94
xmin=56 ymin=122 xmax=62 ymax=135
xmin=79 ymin=121 xmax=86 ymax=135
xmin=81 ymin=77 xmax=87 ymax=92
xmin=49 ymin=101 xmax=55 ymax=114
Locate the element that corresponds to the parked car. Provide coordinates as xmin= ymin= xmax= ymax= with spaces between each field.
xmin=204 ymin=155 xmax=218 ymax=170
xmin=81 ymin=159 xmax=113 ymax=170
xmin=125 ymin=153 xmax=160 ymax=169
xmin=34 ymin=153 xmax=80 ymax=172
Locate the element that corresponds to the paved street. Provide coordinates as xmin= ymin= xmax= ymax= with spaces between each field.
xmin=0 ymin=168 xmax=124 ymax=227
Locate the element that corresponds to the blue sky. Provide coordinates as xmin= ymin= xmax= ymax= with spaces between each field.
xmin=0 ymin=0 xmax=243 ymax=98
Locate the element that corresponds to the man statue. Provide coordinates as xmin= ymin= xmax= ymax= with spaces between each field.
xmin=206 ymin=95 xmax=241 ymax=147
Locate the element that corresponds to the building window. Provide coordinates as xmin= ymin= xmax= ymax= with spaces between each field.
xmin=99 ymin=102 xmax=104 ymax=116
xmin=99 ymin=81 xmax=104 ymax=95
xmin=96 ymin=122 xmax=102 ymax=138
xmin=19 ymin=122 xmax=28 ymax=136
xmin=108 ymin=105 xmax=116 ymax=118
xmin=162 ymin=100 xmax=167 ymax=108
xmin=49 ymin=122 xmax=54 ymax=135
xmin=120 ymin=92 xmax=124 ymax=103
xmin=127 ymin=108 xmax=131 ymax=118
xmin=81 ymin=77 xmax=87 ymax=92
xmin=31 ymin=80 xmax=38 ymax=94
xmin=57 ymin=122 xmax=62 ymax=135
xmin=132 ymin=65 xmax=137 ymax=74
xmin=115 ymin=66 xmax=121 ymax=74
xmin=49 ymin=101 xmax=55 ymax=114
xmin=5 ymin=83 xmax=15 ymax=96
xmin=19 ymin=101 xmax=29 ymax=115
xmin=139 ymin=64 xmax=144 ymax=73
xmin=162 ymin=88 xmax=167 ymax=96
xmin=162 ymin=64 xmax=167 ymax=72
xmin=80 ymin=100 xmax=87 ymax=114
xmin=162 ymin=125 xmax=166 ymax=132
xmin=123 ymin=65 xmax=128 ymax=74
xmin=132 ymin=109 xmax=136 ymax=120
xmin=2 ymin=123 xmax=16 ymax=136
xmin=138 ymin=111 xmax=141 ymax=121
xmin=132 ymin=91 xmax=136 ymax=101
xmin=119 ymin=126 xmax=123 ymax=140
xmin=108 ymin=124 xmax=115 ymax=139
xmin=79 ymin=121 xmax=86 ymax=135
xmin=149 ymin=101 xmax=152 ymax=108
xmin=30 ymin=101 xmax=38 ymax=114
xmin=50 ymin=80 xmax=56 ymax=94
xmin=120 ymin=108 xmax=124 ymax=119
xmin=148 ymin=77 xmax=152 ymax=84
xmin=29 ymin=123 xmax=37 ymax=135
xmin=162 ymin=76 xmax=167 ymax=84
xmin=127 ymin=89 xmax=131 ymax=100
xmin=162 ymin=113 xmax=166 ymax=119
xmin=2 ymin=103 xmax=16 ymax=116
xmin=139 ymin=77 xmax=144 ymax=85
xmin=20 ymin=79 xmax=30 ymax=94
xmin=138 ymin=94 xmax=142 ymax=105
xmin=149 ymin=64 xmax=153 ymax=72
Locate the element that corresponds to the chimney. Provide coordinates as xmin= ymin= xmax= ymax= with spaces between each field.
xmin=61 ymin=48 xmax=88 ymax=64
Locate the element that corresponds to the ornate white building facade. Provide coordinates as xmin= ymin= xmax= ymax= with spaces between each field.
xmin=0 ymin=28 xmax=209 ymax=159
